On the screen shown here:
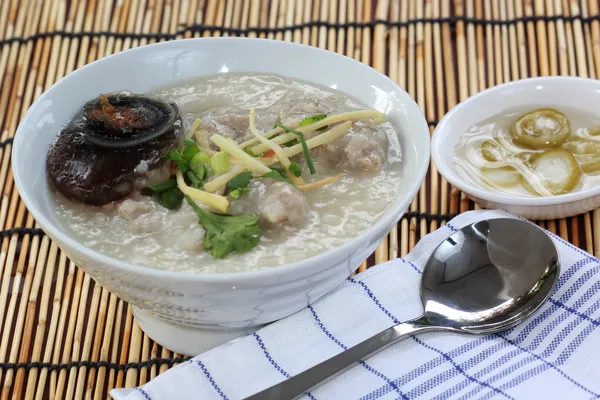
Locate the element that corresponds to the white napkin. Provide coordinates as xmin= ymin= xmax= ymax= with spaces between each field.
xmin=111 ymin=210 xmax=600 ymax=400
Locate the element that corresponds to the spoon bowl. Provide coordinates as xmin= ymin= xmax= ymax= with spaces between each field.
xmin=247 ymin=217 xmax=560 ymax=400
xmin=420 ymin=218 xmax=559 ymax=334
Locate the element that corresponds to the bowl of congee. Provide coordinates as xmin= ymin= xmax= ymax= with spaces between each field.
xmin=432 ymin=76 xmax=600 ymax=220
xmin=12 ymin=38 xmax=430 ymax=355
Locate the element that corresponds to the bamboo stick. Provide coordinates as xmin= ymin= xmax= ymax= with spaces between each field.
xmin=499 ymin=0 xmax=510 ymax=83
xmin=398 ymin=0 xmax=409 ymax=256
xmin=115 ymin=306 xmax=134 ymax=388
xmin=105 ymin=299 xmax=125 ymax=394
xmin=34 ymin=250 xmax=67 ymax=400
xmin=480 ymin=0 xmax=491 ymax=88
xmin=93 ymin=292 xmax=118 ymax=400
xmin=72 ymin=280 xmax=102 ymax=399
xmin=544 ymin=0 xmax=558 ymax=75
xmin=52 ymin=265 xmax=83 ymax=400
xmin=125 ymin=320 xmax=142 ymax=387
xmin=62 ymin=273 xmax=94 ymax=400
xmin=581 ymin=0 xmax=596 ymax=79
xmin=317 ymin=0 xmax=327 ymax=48
xmin=553 ymin=0 xmax=569 ymax=75
xmin=465 ymin=0 xmax=478 ymax=94
xmin=139 ymin=332 xmax=152 ymax=385
xmin=11 ymin=234 xmax=48 ymax=400
xmin=245 ymin=0 xmax=258 ymax=38
xmin=1 ymin=223 xmax=41 ymax=400
xmin=336 ymin=0 xmax=347 ymax=54
xmin=23 ymin=242 xmax=59 ymax=399
xmin=415 ymin=0 xmax=428 ymax=242
xmin=324 ymin=0 xmax=336 ymax=52
xmin=406 ymin=0 xmax=418 ymax=250
xmin=283 ymin=0 xmax=295 ymax=43
xmin=373 ymin=0 xmax=389 ymax=265
xmin=513 ymin=0 xmax=528 ymax=78
xmin=48 ymin=259 xmax=76 ymax=400
xmin=269 ymin=0 xmax=281 ymax=41
xmin=524 ymin=0 xmax=539 ymax=76
xmin=432 ymin=0 xmax=448 ymax=229
xmin=360 ymin=0 xmax=371 ymax=67
xmin=505 ymin=0 xmax=519 ymax=80
xmin=570 ymin=0 xmax=588 ymax=78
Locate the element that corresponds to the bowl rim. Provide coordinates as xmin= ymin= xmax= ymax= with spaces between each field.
xmin=13 ymin=37 xmax=431 ymax=282
xmin=432 ymin=75 xmax=600 ymax=207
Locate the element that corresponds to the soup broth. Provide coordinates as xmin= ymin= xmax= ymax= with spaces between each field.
xmin=52 ymin=74 xmax=403 ymax=273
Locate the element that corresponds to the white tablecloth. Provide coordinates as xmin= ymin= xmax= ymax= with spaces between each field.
xmin=112 ymin=209 xmax=600 ymax=399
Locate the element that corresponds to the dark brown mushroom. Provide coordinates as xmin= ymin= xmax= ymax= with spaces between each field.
xmin=47 ymin=92 xmax=182 ymax=206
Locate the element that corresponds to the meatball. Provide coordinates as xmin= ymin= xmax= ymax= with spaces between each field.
xmin=230 ymin=179 xmax=310 ymax=226
xmin=319 ymin=121 xmax=388 ymax=171
xmin=259 ymin=182 xmax=310 ymax=225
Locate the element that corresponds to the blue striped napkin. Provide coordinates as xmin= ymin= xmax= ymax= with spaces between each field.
xmin=111 ymin=210 xmax=600 ymax=400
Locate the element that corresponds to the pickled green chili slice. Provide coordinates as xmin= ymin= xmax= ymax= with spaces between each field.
xmin=528 ymin=148 xmax=581 ymax=195
xmin=512 ymin=108 xmax=571 ymax=149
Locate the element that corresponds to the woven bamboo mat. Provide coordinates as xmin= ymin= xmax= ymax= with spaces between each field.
xmin=1 ymin=0 xmax=600 ymax=398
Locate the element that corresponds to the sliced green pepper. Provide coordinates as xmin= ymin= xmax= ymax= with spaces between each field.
xmin=512 ymin=108 xmax=571 ymax=149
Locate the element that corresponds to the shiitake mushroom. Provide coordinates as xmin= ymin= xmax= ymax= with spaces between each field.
xmin=47 ymin=93 xmax=182 ymax=206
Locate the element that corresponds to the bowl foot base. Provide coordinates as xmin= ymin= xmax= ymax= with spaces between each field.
xmin=132 ymin=307 xmax=263 ymax=356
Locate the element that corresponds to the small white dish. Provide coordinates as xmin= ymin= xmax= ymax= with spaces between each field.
xmin=432 ymin=76 xmax=600 ymax=220
xmin=12 ymin=37 xmax=430 ymax=355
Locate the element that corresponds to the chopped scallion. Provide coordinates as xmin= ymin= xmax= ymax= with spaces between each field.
xmin=262 ymin=169 xmax=291 ymax=183
xmin=191 ymin=151 xmax=210 ymax=165
xmin=244 ymin=145 xmax=260 ymax=157
xmin=229 ymin=188 xmax=248 ymax=199
xmin=300 ymin=113 xmax=328 ymax=131
xmin=289 ymin=161 xmax=302 ymax=177
xmin=190 ymin=154 xmax=208 ymax=180
xmin=276 ymin=123 xmax=317 ymax=175
xmin=210 ymin=151 xmax=230 ymax=175
xmin=165 ymin=140 xmax=204 ymax=173
xmin=186 ymin=170 xmax=203 ymax=188
xmin=182 ymin=139 xmax=201 ymax=161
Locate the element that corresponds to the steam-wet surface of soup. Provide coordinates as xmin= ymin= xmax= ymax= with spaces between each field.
xmin=52 ymin=74 xmax=403 ymax=273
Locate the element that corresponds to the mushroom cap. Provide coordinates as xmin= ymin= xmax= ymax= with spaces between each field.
xmin=47 ymin=93 xmax=182 ymax=206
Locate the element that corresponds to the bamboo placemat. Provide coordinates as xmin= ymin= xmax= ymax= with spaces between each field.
xmin=1 ymin=0 xmax=600 ymax=398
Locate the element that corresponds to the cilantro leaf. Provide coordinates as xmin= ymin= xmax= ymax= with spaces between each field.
xmin=141 ymin=178 xmax=183 ymax=210
xmin=143 ymin=178 xmax=177 ymax=193
xmin=186 ymin=197 xmax=261 ymax=259
xmin=226 ymin=171 xmax=253 ymax=191
xmin=165 ymin=140 xmax=204 ymax=173
xmin=159 ymin=187 xmax=183 ymax=210
xmin=262 ymin=169 xmax=291 ymax=183
xmin=225 ymin=171 xmax=253 ymax=199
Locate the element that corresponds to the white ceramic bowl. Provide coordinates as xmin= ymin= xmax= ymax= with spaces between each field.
xmin=432 ymin=76 xmax=600 ymax=220
xmin=13 ymin=38 xmax=430 ymax=355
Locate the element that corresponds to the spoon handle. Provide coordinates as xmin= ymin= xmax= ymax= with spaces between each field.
xmin=244 ymin=316 xmax=434 ymax=400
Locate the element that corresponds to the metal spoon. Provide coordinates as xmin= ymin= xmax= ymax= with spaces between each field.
xmin=246 ymin=218 xmax=560 ymax=400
